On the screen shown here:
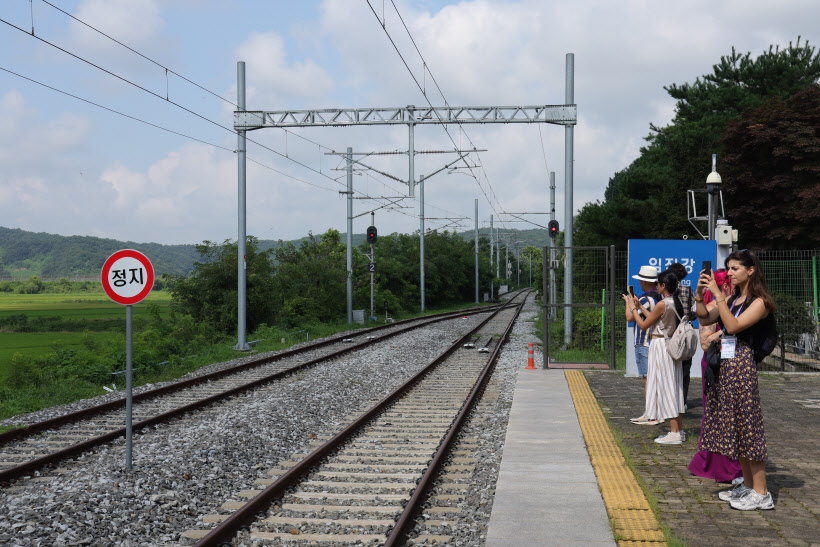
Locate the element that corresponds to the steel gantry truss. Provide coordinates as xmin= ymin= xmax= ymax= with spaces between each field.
xmin=231 ymin=55 xmax=577 ymax=347
xmin=235 ymin=105 xmax=576 ymax=130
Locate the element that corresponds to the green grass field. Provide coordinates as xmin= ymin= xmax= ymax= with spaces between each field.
xmin=0 ymin=291 xmax=172 ymax=379
xmin=0 ymin=332 xmax=119 ymax=381
xmin=0 ymin=292 xmax=171 ymax=321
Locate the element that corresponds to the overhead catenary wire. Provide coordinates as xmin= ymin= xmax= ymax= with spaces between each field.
xmin=0 ymin=65 xmax=364 ymax=196
xmin=35 ymin=0 xmax=334 ymax=155
xmin=0 ymin=65 xmax=234 ymax=153
xmin=3 ymin=7 xmax=456 ymax=231
xmin=0 ymin=17 xmax=412 ymax=215
xmin=42 ymin=0 xmax=463 ymax=230
xmin=366 ymin=0 xmax=500 ymax=220
xmin=366 ymin=0 xmax=511 ymax=232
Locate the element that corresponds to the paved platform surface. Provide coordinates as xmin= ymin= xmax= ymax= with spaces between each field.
xmin=486 ymin=369 xmax=616 ymax=546
xmin=586 ymin=370 xmax=820 ymax=547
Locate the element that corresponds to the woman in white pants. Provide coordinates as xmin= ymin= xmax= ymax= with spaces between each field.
xmin=630 ymin=269 xmax=686 ymax=444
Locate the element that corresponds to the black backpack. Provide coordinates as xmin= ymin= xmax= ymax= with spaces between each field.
xmin=727 ymin=295 xmax=779 ymax=363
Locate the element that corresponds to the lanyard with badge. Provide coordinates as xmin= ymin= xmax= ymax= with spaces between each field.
xmin=721 ymin=299 xmax=746 ymax=359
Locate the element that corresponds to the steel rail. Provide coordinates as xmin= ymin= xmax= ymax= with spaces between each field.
xmin=194 ymin=291 xmax=528 ymax=546
xmin=0 ymin=303 xmax=511 ymax=484
xmin=386 ymin=293 xmax=527 ymax=545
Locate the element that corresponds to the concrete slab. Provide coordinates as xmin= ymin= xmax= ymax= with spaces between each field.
xmin=486 ymin=369 xmax=615 ymax=547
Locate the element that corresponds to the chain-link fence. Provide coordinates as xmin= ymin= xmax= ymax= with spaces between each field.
xmin=753 ymin=249 xmax=819 ymax=372
xmin=543 ymin=246 xmax=616 ymax=367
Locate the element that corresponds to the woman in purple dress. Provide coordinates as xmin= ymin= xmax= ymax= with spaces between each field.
xmin=688 ymin=269 xmax=743 ymax=482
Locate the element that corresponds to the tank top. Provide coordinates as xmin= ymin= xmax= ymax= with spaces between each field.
xmin=718 ymin=294 xmax=767 ymax=347
xmin=649 ymin=295 xmax=679 ymax=338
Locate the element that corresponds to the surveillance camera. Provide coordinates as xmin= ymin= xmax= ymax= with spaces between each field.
xmin=682 ymin=235 xmax=688 ymax=240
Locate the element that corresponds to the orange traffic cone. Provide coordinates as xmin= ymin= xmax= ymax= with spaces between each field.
xmin=525 ymin=342 xmax=536 ymax=369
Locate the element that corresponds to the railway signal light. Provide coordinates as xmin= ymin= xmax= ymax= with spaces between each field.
xmin=366 ymin=226 xmax=377 ymax=244
xmin=548 ymin=220 xmax=559 ymax=239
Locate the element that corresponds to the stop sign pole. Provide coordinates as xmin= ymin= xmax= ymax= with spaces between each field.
xmin=101 ymin=249 xmax=154 ymax=470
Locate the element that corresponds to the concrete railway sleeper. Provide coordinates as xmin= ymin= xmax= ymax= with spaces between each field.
xmin=188 ymin=290 xmax=529 ymax=546
xmin=0 ymin=296 xmax=523 ymax=484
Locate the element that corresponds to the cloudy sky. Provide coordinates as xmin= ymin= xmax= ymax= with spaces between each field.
xmin=1 ymin=0 xmax=817 ymax=245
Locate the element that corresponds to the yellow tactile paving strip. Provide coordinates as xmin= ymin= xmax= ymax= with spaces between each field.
xmin=565 ymin=370 xmax=666 ymax=545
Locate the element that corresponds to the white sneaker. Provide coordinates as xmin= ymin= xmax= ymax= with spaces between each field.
xmin=630 ymin=414 xmax=649 ymax=423
xmin=730 ymin=490 xmax=775 ymax=510
xmin=731 ymin=476 xmax=745 ymax=486
xmin=654 ymin=432 xmax=683 ymax=445
xmin=719 ymin=482 xmax=752 ymax=501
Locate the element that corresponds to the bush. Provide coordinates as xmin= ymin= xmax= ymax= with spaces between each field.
xmin=772 ymin=292 xmax=818 ymax=346
xmin=14 ymin=276 xmax=45 ymax=294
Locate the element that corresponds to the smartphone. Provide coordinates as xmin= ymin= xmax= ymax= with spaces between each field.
xmin=620 ymin=290 xmax=629 ymax=298
xmin=628 ymin=285 xmax=635 ymax=297
xmin=702 ymin=260 xmax=712 ymax=276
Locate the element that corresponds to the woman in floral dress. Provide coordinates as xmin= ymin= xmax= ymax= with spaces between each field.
xmin=695 ymin=250 xmax=776 ymax=511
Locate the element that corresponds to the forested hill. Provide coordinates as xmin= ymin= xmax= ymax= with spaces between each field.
xmin=0 ymin=227 xmax=202 ymax=277
xmin=0 ymin=227 xmax=371 ymax=278
xmin=0 ymin=226 xmax=548 ymax=278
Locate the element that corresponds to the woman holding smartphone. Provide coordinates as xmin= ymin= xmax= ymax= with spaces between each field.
xmin=629 ymin=269 xmax=686 ymax=444
xmin=695 ymin=250 xmax=775 ymax=510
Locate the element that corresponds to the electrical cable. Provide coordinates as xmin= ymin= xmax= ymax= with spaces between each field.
xmin=36 ymin=0 xmax=334 ymax=155
xmin=0 ymin=65 xmax=365 ymax=195
xmin=38 ymin=0 xmax=459 ymax=228
xmin=366 ymin=1 xmax=510 ymax=229
xmin=3 ymin=8 xmax=452 ymax=230
xmin=387 ymin=0 xmax=509 ymax=221
xmin=0 ymin=65 xmax=234 ymax=153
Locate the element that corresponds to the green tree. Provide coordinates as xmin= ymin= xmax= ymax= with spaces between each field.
xmin=272 ymin=229 xmax=351 ymax=325
xmin=171 ymin=237 xmax=276 ymax=334
xmin=14 ymin=276 xmax=45 ymax=294
xmin=576 ymin=38 xmax=820 ymax=249
xmin=720 ymin=84 xmax=820 ymax=249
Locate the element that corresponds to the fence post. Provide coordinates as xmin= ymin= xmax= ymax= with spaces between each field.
xmin=600 ymin=289 xmax=605 ymax=352
xmin=610 ymin=245 xmax=616 ymax=370
xmin=542 ymin=245 xmax=549 ymax=369
xmin=780 ymin=339 xmax=786 ymax=371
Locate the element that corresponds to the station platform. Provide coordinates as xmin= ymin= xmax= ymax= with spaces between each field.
xmin=487 ymin=366 xmax=820 ymax=546
xmin=485 ymin=368 xmax=616 ymax=546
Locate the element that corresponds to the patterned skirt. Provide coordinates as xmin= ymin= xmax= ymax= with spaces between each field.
xmin=645 ymin=338 xmax=683 ymax=420
xmin=701 ymin=343 xmax=767 ymax=461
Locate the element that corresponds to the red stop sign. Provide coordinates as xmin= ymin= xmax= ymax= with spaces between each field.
xmin=101 ymin=249 xmax=154 ymax=305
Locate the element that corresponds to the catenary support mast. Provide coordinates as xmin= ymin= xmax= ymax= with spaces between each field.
xmin=475 ymin=199 xmax=479 ymax=303
xmin=564 ymin=53 xmax=575 ymax=346
xmin=234 ymin=61 xmax=250 ymax=351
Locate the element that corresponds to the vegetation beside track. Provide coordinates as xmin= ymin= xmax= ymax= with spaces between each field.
xmin=0 ymin=281 xmax=502 ymax=422
xmin=0 ymin=226 xmax=527 ymax=422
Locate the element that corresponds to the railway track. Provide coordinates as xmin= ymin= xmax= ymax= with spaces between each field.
xmin=0 ymin=299 xmax=518 ymax=484
xmin=187 ymin=290 xmax=529 ymax=546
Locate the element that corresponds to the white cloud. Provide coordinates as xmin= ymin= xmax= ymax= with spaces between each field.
xmin=235 ymin=31 xmax=335 ymax=107
xmin=98 ymin=143 xmax=236 ymax=240
xmin=60 ymin=0 xmax=176 ymax=94
xmin=72 ymin=0 xmax=165 ymax=48
xmin=101 ymin=165 xmax=147 ymax=208
xmin=3 ymin=0 xmax=818 ymax=244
